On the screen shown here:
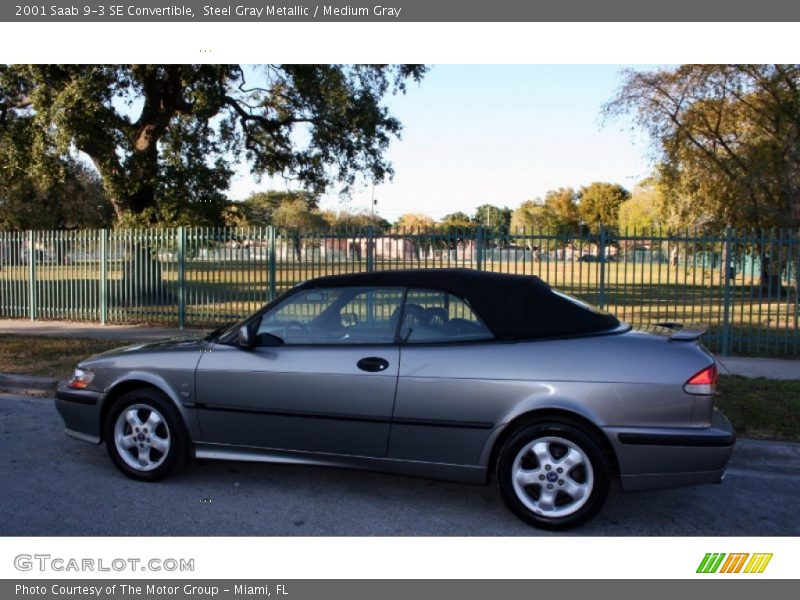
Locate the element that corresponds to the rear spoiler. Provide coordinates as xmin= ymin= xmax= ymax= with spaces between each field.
xmin=655 ymin=322 xmax=708 ymax=342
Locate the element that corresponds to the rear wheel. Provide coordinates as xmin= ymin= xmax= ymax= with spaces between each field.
xmin=104 ymin=388 xmax=190 ymax=482
xmin=496 ymin=421 xmax=610 ymax=530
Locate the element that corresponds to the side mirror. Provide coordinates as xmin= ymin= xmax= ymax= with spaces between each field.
xmin=237 ymin=324 xmax=253 ymax=349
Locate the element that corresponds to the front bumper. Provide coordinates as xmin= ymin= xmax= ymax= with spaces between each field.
xmin=54 ymin=387 xmax=104 ymax=444
xmin=604 ymin=408 xmax=736 ymax=492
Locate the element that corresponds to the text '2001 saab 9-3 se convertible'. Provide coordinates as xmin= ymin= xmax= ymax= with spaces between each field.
xmin=55 ymin=269 xmax=735 ymax=529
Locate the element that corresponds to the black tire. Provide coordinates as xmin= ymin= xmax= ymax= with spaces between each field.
xmin=496 ymin=420 xmax=610 ymax=530
xmin=104 ymin=387 xmax=190 ymax=482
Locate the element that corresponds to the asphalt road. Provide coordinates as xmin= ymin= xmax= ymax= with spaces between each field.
xmin=2 ymin=392 xmax=799 ymax=536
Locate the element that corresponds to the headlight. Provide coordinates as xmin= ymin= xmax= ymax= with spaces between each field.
xmin=67 ymin=368 xmax=95 ymax=390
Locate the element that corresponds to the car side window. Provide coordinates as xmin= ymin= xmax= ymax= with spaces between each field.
xmin=257 ymin=286 xmax=404 ymax=345
xmin=401 ymin=289 xmax=493 ymax=343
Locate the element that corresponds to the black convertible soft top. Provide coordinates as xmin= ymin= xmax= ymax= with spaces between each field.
xmin=296 ymin=269 xmax=620 ymax=341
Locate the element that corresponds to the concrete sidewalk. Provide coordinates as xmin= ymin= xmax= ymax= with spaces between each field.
xmin=716 ymin=356 xmax=800 ymax=380
xmin=2 ymin=318 xmax=800 ymax=380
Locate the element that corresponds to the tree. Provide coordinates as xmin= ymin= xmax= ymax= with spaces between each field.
xmin=0 ymin=64 xmax=426 ymax=226
xmin=232 ymin=190 xmax=318 ymax=226
xmin=511 ymin=200 xmax=549 ymax=232
xmin=543 ymin=187 xmax=580 ymax=232
xmin=578 ymin=182 xmax=630 ymax=234
xmin=604 ymin=64 xmax=800 ymax=230
xmin=0 ymin=100 xmax=114 ymax=230
xmin=618 ymin=179 xmax=665 ymax=233
xmin=605 ymin=64 xmax=800 ymax=293
xmin=473 ymin=204 xmax=512 ymax=233
xmin=440 ymin=211 xmax=475 ymax=230
xmin=320 ymin=210 xmax=390 ymax=232
xmin=0 ymin=160 xmax=113 ymax=230
xmin=271 ymin=198 xmax=328 ymax=261
xmin=272 ymin=198 xmax=327 ymax=231
xmin=395 ymin=213 xmax=436 ymax=230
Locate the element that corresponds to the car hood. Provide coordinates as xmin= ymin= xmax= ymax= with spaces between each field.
xmin=81 ymin=335 xmax=208 ymax=364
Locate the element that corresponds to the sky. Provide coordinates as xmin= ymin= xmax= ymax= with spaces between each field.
xmin=227 ymin=64 xmax=656 ymax=221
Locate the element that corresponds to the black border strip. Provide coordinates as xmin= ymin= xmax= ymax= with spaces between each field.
xmin=54 ymin=390 xmax=98 ymax=405
xmin=198 ymin=404 xmax=494 ymax=430
xmin=618 ymin=432 xmax=735 ymax=447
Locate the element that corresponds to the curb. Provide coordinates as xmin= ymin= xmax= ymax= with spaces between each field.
xmin=730 ymin=438 xmax=800 ymax=474
xmin=0 ymin=373 xmax=58 ymax=397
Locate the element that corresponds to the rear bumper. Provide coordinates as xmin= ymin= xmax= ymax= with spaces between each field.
xmin=54 ymin=388 xmax=104 ymax=444
xmin=604 ymin=408 xmax=736 ymax=492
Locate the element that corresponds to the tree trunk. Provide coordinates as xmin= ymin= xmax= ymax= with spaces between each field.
xmin=112 ymin=240 xmax=170 ymax=307
xmin=758 ymin=232 xmax=786 ymax=298
xmin=84 ymin=67 xmax=186 ymax=222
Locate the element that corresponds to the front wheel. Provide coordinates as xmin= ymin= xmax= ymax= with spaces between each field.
xmin=104 ymin=388 xmax=190 ymax=482
xmin=496 ymin=421 xmax=610 ymax=530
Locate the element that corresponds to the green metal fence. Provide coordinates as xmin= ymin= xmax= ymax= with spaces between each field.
xmin=1 ymin=225 xmax=798 ymax=356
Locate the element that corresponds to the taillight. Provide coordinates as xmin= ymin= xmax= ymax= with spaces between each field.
xmin=683 ymin=363 xmax=717 ymax=395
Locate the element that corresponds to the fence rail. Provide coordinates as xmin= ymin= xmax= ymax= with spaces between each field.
xmin=1 ymin=225 xmax=799 ymax=357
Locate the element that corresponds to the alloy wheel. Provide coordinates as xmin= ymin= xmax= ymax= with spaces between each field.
xmin=510 ymin=436 xmax=594 ymax=518
xmin=113 ymin=403 xmax=171 ymax=472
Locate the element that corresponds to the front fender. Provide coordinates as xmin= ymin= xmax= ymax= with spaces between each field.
xmin=102 ymin=370 xmax=201 ymax=441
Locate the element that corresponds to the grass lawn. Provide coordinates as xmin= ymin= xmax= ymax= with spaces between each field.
xmin=0 ymin=334 xmax=132 ymax=380
xmin=1 ymin=333 xmax=798 ymax=442
xmin=715 ymin=375 xmax=800 ymax=442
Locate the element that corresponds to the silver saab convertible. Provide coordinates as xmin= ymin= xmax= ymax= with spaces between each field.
xmin=55 ymin=269 xmax=735 ymax=529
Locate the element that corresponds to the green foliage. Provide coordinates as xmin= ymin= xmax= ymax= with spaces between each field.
xmin=511 ymin=200 xmax=548 ymax=232
xmin=543 ymin=187 xmax=580 ymax=232
xmin=578 ymin=182 xmax=630 ymax=233
xmin=0 ymin=64 xmax=426 ymax=226
xmin=224 ymin=192 xmax=392 ymax=232
xmin=511 ymin=188 xmax=581 ymax=234
xmin=617 ymin=178 xmax=665 ymax=233
xmin=0 ymin=86 xmax=115 ymax=229
xmin=473 ymin=204 xmax=512 ymax=233
xmin=605 ymin=64 xmax=800 ymax=229
xmin=321 ymin=210 xmax=390 ymax=232
xmin=223 ymin=189 xmax=328 ymax=231
xmin=395 ymin=213 xmax=437 ymax=230
xmin=0 ymin=157 xmax=113 ymax=230
xmin=440 ymin=211 xmax=475 ymax=230
xmin=272 ymin=198 xmax=327 ymax=231
xmin=231 ymin=190 xmax=319 ymax=227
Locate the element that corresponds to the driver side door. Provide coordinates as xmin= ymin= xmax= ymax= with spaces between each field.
xmin=195 ymin=286 xmax=403 ymax=458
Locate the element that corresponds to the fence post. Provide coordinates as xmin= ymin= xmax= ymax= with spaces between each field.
xmin=475 ymin=226 xmax=484 ymax=271
xmin=99 ymin=229 xmax=108 ymax=325
xmin=268 ymin=226 xmax=277 ymax=302
xmin=795 ymin=229 xmax=799 ymax=335
xmin=720 ymin=225 xmax=733 ymax=356
xmin=366 ymin=226 xmax=375 ymax=272
xmin=27 ymin=230 xmax=36 ymax=321
xmin=177 ymin=226 xmax=186 ymax=330
xmin=597 ymin=226 xmax=607 ymax=310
